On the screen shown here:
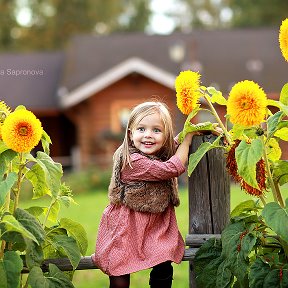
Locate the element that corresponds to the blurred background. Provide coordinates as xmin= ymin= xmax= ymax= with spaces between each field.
xmin=1 ymin=0 xmax=288 ymax=171
xmin=1 ymin=1 xmax=288 ymax=287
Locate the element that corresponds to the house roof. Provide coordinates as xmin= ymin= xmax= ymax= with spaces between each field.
xmin=60 ymin=57 xmax=176 ymax=108
xmin=61 ymin=29 xmax=288 ymax=103
xmin=0 ymin=51 xmax=64 ymax=111
xmin=1 ymin=29 xmax=288 ymax=111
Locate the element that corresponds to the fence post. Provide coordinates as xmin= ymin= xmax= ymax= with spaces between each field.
xmin=187 ymin=134 xmax=230 ymax=288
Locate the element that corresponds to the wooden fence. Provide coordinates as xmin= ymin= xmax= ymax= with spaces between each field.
xmin=22 ymin=135 xmax=230 ymax=287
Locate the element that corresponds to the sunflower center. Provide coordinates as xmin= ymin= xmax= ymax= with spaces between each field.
xmin=240 ymin=101 xmax=250 ymax=109
xmin=19 ymin=126 xmax=28 ymax=136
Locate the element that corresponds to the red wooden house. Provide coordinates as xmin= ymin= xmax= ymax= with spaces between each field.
xmin=1 ymin=29 xmax=288 ymax=168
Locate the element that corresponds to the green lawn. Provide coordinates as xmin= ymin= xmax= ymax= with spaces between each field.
xmin=23 ymin=184 xmax=288 ymax=288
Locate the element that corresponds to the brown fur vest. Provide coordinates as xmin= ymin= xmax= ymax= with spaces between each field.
xmin=108 ymin=147 xmax=180 ymax=213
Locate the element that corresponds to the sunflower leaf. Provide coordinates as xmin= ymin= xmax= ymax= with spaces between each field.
xmin=0 ymin=172 xmax=17 ymax=207
xmin=272 ymin=160 xmax=288 ymax=186
xmin=279 ymin=102 xmax=288 ymax=116
xmin=267 ymin=111 xmax=285 ymax=139
xmin=14 ymin=105 xmax=26 ymax=111
xmin=188 ymin=136 xmax=223 ymax=176
xmin=41 ymin=130 xmax=52 ymax=155
xmin=235 ymin=139 xmax=263 ymax=189
xmin=266 ymin=138 xmax=281 ymax=161
xmin=207 ymin=86 xmax=227 ymax=105
xmin=280 ymin=82 xmax=288 ymax=105
xmin=262 ymin=201 xmax=288 ymax=243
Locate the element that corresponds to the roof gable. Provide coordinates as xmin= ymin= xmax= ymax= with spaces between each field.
xmin=60 ymin=57 xmax=175 ymax=108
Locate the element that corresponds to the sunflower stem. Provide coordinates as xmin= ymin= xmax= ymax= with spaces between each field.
xmin=42 ymin=197 xmax=57 ymax=229
xmin=259 ymin=195 xmax=267 ymax=206
xmin=274 ymin=180 xmax=285 ymax=208
xmin=203 ymin=92 xmax=233 ymax=145
xmin=0 ymin=240 xmax=6 ymax=260
xmin=261 ymin=136 xmax=282 ymax=207
xmin=0 ymin=160 xmax=14 ymax=258
xmin=13 ymin=153 xmax=25 ymax=215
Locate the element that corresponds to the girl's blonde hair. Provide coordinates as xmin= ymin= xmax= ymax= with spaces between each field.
xmin=119 ymin=101 xmax=176 ymax=169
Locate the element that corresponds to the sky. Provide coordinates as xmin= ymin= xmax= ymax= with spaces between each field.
xmin=148 ymin=0 xmax=180 ymax=34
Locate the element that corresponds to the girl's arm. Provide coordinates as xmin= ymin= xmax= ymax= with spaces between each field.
xmin=175 ymin=132 xmax=197 ymax=166
xmin=121 ymin=132 xmax=198 ymax=182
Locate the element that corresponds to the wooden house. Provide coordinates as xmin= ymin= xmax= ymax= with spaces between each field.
xmin=1 ymin=29 xmax=288 ymax=168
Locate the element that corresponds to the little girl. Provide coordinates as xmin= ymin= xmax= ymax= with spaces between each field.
xmin=92 ymin=101 xmax=198 ymax=288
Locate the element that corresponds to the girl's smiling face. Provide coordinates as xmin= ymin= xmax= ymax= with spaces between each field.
xmin=130 ymin=112 xmax=165 ymax=156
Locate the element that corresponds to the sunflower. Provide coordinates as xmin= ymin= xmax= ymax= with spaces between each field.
xmin=2 ymin=109 xmax=43 ymax=153
xmin=175 ymin=70 xmax=201 ymax=115
xmin=227 ymin=80 xmax=267 ymax=127
xmin=279 ymin=18 xmax=288 ymax=62
xmin=0 ymin=100 xmax=11 ymax=123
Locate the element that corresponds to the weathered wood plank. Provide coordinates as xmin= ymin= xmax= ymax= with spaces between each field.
xmin=185 ymin=233 xmax=221 ymax=247
xmin=22 ymin=249 xmax=200 ymax=274
xmin=188 ymin=135 xmax=230 ymax=288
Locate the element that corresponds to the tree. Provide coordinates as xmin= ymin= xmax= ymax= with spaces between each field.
xmin=228 ymin=0 xmax=288 ymax=28
xmin=0 ymin=0 xmax=152 ymax=52
xmin=0 ymin=0 xmax=19 ymax=51
xmin=176 ymin=0 xmax=288 ymax=30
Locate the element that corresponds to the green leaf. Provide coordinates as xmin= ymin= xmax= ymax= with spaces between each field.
xmin=274 ymin=127 xmax=288 ymax=141
xmin=279 ymin=102 xmax=288 ymax=116
xmin=3 ymin=251 xmax=23 ymax=288
xmin=25 ymin=206 xmax=45 ymax=217
xmin=27 ymin=266 xmax=50 ymax=288
xmin=60 ymin=218 xmax=88 ymax=255
xmin=0 ymin=231 xmax=26 ymax=252
xmin=263 ymin=268 xmax=288 ymax=288
xmin=41 ymin=130 xmax=52 ymax=155
xmin=262 ymin=201 xmax=288 ymax=243
xmin=50 ymin=234 xmax=81 ymax=270
xmin=178 ymin=106 xmax=202 ymax=142
xmin=15 ymin=208 xmax=45 ymax=244
xmin=0 ymin=172 xmax=17 ymax=207
xmin=2 ymin=214 xmax=39 ymax=244
xmin=0 ymin=261 xmax=8 ymax=288
xmin=0 ymin=150 xmax=17 ymax=178
xmin=267 ymin=99 xmax=281 ymax=109
xmin=272 ymin=160 xmax=288 ymax=186
xmin=267 ymin=111 xmax=284 ymax=139
xmin=216 ymin=260 xmax=233 ymax=288
xmin=25 ymin=240 xmax=44 ymax=269
xmin=235 ymin=139 xmax=263 ymax=189
xmin=221 ymin=222 xmax=255 ymax=286
xmin=249 ymin=257 xmax=271 ymax=288
xmin=280 ymin=83 xmax=288 ymax=105
xmin=0 ymin=141 xmax=9 ymax=155
xmin=45 ymin=200 xmax=60 ymax=224
xmin=194 ymin=238 xmax=224 ymax=287
xmin=35 ymin=152 xmax=63 ymax=198
xmin=188 ymin=136 xmax=223 ymax=176
xmin=15 ymin=105 xmax=26 ymax=111
xmin=47 ymin=264 xmax=75 ymax=288
xmin=207 ymin=86 xmax=227 ymax=105
xmin=26 ymin=163 xmax=51 ymax=199
xmin=266 ymin=138 xmax=282 ymax=161
xmin=230 ymin=200 xmax=260 ymax=218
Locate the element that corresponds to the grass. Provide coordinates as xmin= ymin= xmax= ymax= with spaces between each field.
xmin=22 ymin=184 xmax=288 ymax=288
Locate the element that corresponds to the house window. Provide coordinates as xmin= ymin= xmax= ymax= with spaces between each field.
xmin=119 ymin=108 xmax=131 ymax=130
xmin=111 ymin=99 xmax=145 ymax=133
